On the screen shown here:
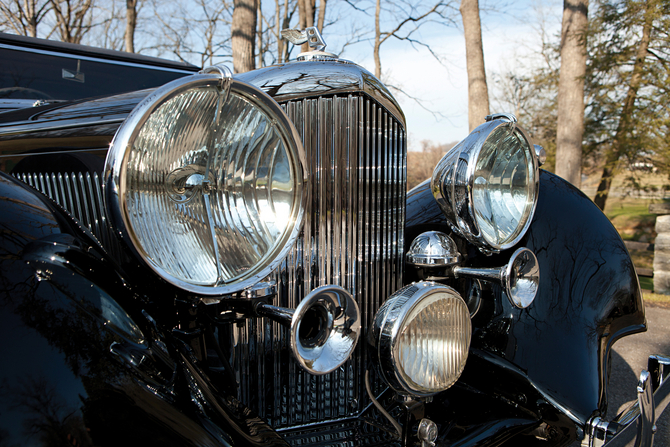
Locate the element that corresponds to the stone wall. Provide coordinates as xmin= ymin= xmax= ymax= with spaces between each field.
xmin=650 ymin=203 xmax=670 ymax=294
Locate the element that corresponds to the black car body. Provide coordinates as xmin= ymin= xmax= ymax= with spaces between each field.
xmin=1 ymin=30 xmax=668 ymax=447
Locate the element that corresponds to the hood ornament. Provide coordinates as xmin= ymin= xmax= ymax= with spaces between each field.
xmin=281 ymin=27 xmax=338 ymax=61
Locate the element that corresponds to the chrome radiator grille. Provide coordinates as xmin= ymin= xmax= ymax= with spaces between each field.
xmin=12 ymin=171 xmax=123 ymax=258
xmin=231 ymin=94 xmax=407 ymax=428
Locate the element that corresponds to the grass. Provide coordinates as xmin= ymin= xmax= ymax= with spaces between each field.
xmin=602 ymin=197 xmax=657 ymax=285
xmin=639 ymin=276 xmax=654 ymax=291
xmin=581 ymin=170 xmax=669 ymax=295
xmin=604 ymin=198 xmax=657 ymax=242
xmin=643 ymin=292 xmax=670 ymax=308
xmin=631 ymin=250 xmax=654 ymax=271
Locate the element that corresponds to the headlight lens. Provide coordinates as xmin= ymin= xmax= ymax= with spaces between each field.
xmin=432 ymin=117 xmax=538 ymax=253
xmin=371 ymin=282 xmax=471 ymax=396
xmin=105 ymin=70 xmax=306 ymax=295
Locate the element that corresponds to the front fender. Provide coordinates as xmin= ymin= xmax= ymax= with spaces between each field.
xmin=405 ymin=170 xmax=646 ymax=443
xmin=0 ymin=172 xmax=287 ymax=446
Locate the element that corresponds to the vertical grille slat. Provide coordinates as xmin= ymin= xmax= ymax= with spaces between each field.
xmin=234 ymin=94 xmax=406 ymax=429
xmin=12 ymin=171 xmax=122 ymax=259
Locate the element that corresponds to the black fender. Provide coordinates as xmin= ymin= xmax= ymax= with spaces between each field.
xmin=0 ymin=172 xmax=288 ymax=446
xmin=405 ymin=170 xmax=646 ymax=445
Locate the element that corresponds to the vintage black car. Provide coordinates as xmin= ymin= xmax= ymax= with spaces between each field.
xmin=1 ymin=29 xmax=668 ymax=447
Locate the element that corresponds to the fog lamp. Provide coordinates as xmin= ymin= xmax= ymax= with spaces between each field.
xmin=371 ymin=282 xmax=471 ymax=396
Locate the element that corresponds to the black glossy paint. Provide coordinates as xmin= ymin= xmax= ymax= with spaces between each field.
xmin=0 ymin=172 xmax=288 ymax=446
xmin=405 ymin=170 xmax=646 ymax=445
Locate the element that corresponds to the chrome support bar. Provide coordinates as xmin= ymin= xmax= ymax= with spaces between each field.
xmin=255 ymin=303 xmax=294 ymax=326
xmin=584 ymin=355 xmax=670 ymax=447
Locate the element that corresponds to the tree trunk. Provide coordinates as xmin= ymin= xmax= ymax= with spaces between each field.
xmin=125 ymin=0 xmax=137 ymax=53
xmin=275 ymin=0 xmax=282 ymax=63
xmin=26 ymin=0 xmax=38 ymax=37
xmin=297 ymin=0 xmax=315 ymax=52
xmin=232 ymin=0 xmax=257 ymax=73
xmin=593 ymin=0 xmax=654 ymax=210
xmin=555 ymin=0 xmax=588 ymax=188
xmin=257 ymin=0 xmax=263 ymax=68
xmin=460 ymin=0 xmax=489 ymax=132
xmin=374 ymin=0 xmax=381 ymax=79
xmin=304 ymin=0 xmax=314 ymax=27
xmin=316 ymin=0 xmax=326 ymax=32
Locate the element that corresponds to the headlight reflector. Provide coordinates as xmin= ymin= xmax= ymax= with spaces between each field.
xmin=432 ymin=117 xmax=538 ymax=253
xmin=105 ymin=70 xmax=306 ymax=295
xmin=371 ymin=282 xmax=471 ymax=396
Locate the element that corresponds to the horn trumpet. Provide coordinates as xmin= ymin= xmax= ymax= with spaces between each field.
xmin=453 ymin=247 xmax=540 ymax=309
xmin=256 ymin=285 xmax=361 ymax=375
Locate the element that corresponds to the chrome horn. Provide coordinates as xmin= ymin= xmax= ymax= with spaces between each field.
xmin=453 ymin=247 xmax=540 ymax=309
xmin=255 ymin=285 xmax=361 ymax=375
xmin=406 ymin=231 xmax=540 ymax=309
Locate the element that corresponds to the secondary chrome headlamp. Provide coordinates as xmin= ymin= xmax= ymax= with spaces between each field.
xmin=371 ymin=282 xmax=471 ymax=396
xmin=104 ymin=67 xmax=306 ymax=295
xmin=431 ymin=114 xmax=539 ymax=254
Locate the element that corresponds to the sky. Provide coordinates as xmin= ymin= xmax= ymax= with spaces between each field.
xmin=330 ymin=0 xmax=563 ymax=151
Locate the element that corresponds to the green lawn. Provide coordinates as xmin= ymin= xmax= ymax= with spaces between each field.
xmin=604 ymin=199 xmax=657 ymax=242
xmin=644 ymin=292 xmax=670 ymax=307
xmin=589 ymin=171 xmax=669 ymax=294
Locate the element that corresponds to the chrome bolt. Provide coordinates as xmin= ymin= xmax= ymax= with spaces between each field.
xmin=417 ymin=418 xmax=438 ymax=447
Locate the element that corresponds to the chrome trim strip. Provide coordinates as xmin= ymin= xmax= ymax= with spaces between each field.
xmin=0 ymin=118 xmax=125 ymax=137
xmin=0 ymin=149 xmax=108 ymax=159
xmin=0 ymin=42 xmax=196 ymax=74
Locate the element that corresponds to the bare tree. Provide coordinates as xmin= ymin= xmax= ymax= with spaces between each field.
xmin=232 ymin=0 xmax=258 ymax=72
xmin=49 ymin=0 xmax=94 ymax=44
xmin=555 ymin=0 xmax=589 ymax=188
xmin=460 ymin=0 xmax=489 ymax=131
xmin=296 ymin=0 xmax=315 ymax=51
xmin=0 ymin=0 xmax=52 ymax=37
xmin=125 ymin=0 xmax=137 ymax=52
xmin=275 ymin=0 xmax=294 ymax=62
xmin=371 ymin=0 xmax=453 ymax=80
xmin=89 ymin=0 xmax=124 ymax=50
xmin=151 ymin=0 xmax=232 ymax=67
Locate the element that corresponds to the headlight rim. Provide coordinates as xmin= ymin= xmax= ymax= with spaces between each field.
xmin=432 ymin=117 xmax=539 ymax=254
xmin=104 ymin=71 xmax=307 ymax=296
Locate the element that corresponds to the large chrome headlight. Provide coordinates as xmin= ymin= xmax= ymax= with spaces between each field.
xmin=431 ymin=115 xmax=539 ymax=253
xmin=104 ymin=67 xmax=306 ymax=295
xmin=371 ymin=282 xmax=471 ymax=396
